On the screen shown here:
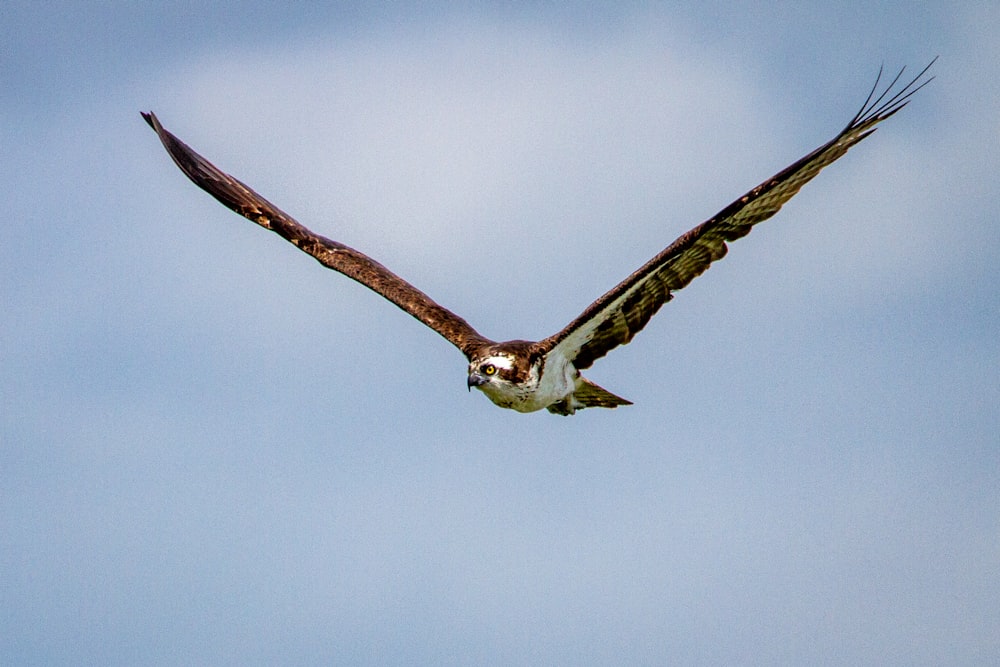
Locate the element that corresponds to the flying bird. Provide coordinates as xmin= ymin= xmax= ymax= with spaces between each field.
xmin=143 ymin=60 xmax=933 ymax=415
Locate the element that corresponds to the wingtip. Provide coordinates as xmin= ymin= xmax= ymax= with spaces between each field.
xmin=140 ymin=110 xmax=159 ymax=131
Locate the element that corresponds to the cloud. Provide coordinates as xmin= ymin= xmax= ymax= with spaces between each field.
xmin=140 ymin=19 xmax=975 ymax=340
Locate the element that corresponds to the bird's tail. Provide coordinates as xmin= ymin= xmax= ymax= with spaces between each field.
xmin=547 ymin=377 xmax=632 ymax=415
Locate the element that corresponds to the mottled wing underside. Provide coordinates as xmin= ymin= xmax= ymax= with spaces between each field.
xmin=536 ymin=60 xmax=935 ymax=370
xmin=141 ymin=112 xmax=492 ymax=358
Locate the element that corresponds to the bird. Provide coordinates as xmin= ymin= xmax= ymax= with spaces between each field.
xmin=142 ymin=59 xmax=934 ymax=415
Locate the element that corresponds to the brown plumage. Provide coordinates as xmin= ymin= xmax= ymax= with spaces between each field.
xmin=141 ymin=111 xmax=492 ymax=358
xmin=531 ymin=60 xmax=936 ymax=371
xmin=142 ymin=59 xmax=933 ymax=414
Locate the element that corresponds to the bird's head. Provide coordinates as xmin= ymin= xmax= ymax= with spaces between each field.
xmin=467 ymin=353 xmax=517 ymax=393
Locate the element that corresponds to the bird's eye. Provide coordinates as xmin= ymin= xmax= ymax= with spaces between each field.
xmin=482 ymin=364 xmax=497 ymax=376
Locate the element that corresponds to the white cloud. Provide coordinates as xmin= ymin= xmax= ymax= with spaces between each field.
xmin=144 ymin=20 xmax=976 ymax=337
xmin=150 ymin=23 xmax=775 ymax=326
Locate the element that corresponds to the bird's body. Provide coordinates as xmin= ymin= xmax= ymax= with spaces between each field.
xmin=466 ymin=344 xmax=630 ymax=414
xmin=143 ymin=60 xmax=933 ymax=415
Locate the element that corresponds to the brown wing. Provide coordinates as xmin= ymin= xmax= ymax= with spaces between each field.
xmin=534 ymin=60 xmax=935 ymax=370
xmin=141 ymin=112 xmax=492 ymax=359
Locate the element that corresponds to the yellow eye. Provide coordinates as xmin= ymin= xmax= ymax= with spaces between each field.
xmin=482 ymin=364 xmax=497 ymax=376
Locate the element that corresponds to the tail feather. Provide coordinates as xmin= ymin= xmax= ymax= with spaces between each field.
xmin=547 ymin=377 xmax=632 ymax=415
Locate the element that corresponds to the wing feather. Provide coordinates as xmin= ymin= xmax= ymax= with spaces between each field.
xmin=535 ymin=59 xmax=935 ymax=370
xmin=142 ymin=112 xmax=492 ymax=358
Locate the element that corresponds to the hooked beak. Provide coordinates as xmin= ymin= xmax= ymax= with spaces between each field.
xmin=467 ymin=373 xmax=486 ymax=391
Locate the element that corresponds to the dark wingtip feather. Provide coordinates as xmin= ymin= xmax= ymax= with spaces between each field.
xmin=849 ymin=57 xmax=937 ymax=130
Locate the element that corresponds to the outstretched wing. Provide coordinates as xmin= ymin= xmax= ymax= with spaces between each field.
xmin=142 ymin=112 xmax=492 ymax=359
xmin=534 ymin=60 xmax=935 ymax=370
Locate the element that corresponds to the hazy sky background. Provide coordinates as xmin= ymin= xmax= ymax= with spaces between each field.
xmin=3 ymin=2 xmax=998 ymax=664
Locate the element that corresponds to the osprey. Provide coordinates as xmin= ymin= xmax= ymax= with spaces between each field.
xmin=143 ymin=61 xmax=933 ymax=415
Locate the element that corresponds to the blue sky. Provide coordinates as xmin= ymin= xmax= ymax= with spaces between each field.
xmin=3 ymin=2 xmax=998 ymax=664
